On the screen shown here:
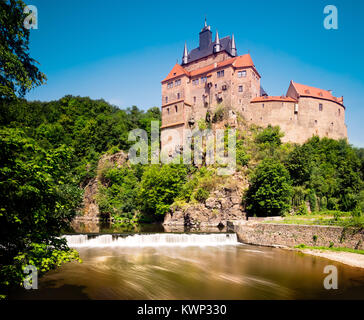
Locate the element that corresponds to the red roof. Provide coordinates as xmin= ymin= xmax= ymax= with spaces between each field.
xmin=162 ymin=63 xmax=190 ymax=83
xmin=291 ymin=81 xmax=343 ymax=105
xmin=162 ymin=54 xmax=258 ymax=83
xmin=251 ymin=96 xmax=297 ymax=103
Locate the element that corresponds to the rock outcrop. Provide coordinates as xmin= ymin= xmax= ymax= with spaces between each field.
xmin=164 ymin=172 xmax=248 ymax=228
xmin=79 ymin=150 xmax=128 ymax=220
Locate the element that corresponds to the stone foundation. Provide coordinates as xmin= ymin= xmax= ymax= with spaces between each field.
xmin=228 ymin=221 xmax=364 ymax=250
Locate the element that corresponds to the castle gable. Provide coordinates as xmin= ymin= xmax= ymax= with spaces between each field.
xmin=162 ymin=64 xmax=189 ymax=83
xmin=289 ymin=81 xmax=344 ymax=106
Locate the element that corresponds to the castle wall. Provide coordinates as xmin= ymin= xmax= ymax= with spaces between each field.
xmin=247 ymin=97 xmax=347 ymax=144
xmin=183 ymin=51 xmax=231 ymax=72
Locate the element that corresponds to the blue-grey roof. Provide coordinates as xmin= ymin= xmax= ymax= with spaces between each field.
xmin=184 ymin=36 xmax=235 ymax=64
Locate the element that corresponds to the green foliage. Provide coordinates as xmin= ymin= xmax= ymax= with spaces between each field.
xmin=0 ymin=0 xmax=47 ymax=100
xmin=0 ymin=96 xmax=161 ymax=184
xmin=246 ymin=159 xmax=292 ymax=216
xmin=308 ymin=189 xmax=317 ymax=212
xmin=255 ymin=125 xmax=283 ymax=147
xmin=194 ymin=188 xmax=210 ymax=203
xmin=96 ymin=165 xmax=141 ymax=219
xmin=296 ymin=204 xmax=309 ymax=215
xmin=286 ymin=137 xmax=363 ymax=212
xmin=0 ymin=128 xmax=83 ymax=295
xmin=139 ymin=165 xmax=187 ymax=217
xmin=236 ymin=138 xmax=250 ymax=166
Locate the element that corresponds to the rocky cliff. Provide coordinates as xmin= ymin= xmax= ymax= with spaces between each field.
xmin=164 ymin=172 xmax=248 ymax=228
xmin=79 ymin=150 xmax=128 ymax=220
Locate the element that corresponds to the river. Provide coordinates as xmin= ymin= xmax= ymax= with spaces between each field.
xmin=11 ymin=223 xmax=364 ymax=299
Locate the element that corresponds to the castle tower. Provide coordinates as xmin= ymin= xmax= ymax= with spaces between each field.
xmin=199 ymin=19 xmax=212 ymax=50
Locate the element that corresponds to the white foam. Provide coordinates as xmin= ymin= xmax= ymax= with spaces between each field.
xmin=62 ymin=233 xmax=239 ymax=248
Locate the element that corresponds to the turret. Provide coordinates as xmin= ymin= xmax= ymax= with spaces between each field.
xmin=231 ymin=34 xmax=237 ymax=56
xmin=182 ymin=42 xmax=188 ymax=65
xmin=213 ymin=30 xmax=221 ymax=53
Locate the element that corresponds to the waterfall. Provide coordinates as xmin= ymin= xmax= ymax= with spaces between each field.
xmin=62 ymin=233 xmax=239 ymax=248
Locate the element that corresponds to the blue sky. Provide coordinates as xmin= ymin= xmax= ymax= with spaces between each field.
xmin=25 ymin=0 xmax=364 ymax=147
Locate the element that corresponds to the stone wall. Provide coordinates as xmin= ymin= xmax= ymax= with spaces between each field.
xmin=229 ymin=221 xmax=364 ymax=250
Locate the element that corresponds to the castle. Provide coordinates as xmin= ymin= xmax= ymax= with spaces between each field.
xmin=160 ymin=20 xmax=347 ymax=152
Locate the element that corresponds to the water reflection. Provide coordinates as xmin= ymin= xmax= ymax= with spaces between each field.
xmin=12 ymin=242 xmax=364 ymax=300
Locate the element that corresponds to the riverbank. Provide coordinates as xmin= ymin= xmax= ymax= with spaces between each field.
xmin=296 ymin=248 xmax=364 ymax=269
xmin=228 ymin=220 xmax=364 ymax=269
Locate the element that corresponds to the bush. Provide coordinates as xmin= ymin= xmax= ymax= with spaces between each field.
xmin=296 ymin=204 xmax=309 ymax=215
xmin=245 ymin=159 xmax=293 ymax=216
xmin=194 ymin=188 xmax=210 ymax=203
xmin=255 ymin=125 xmax=283 ymax=147
xmin=139 ymin=164 xmax=187 ymax=216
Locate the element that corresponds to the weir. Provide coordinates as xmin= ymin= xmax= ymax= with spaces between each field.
xmin=62 ymin=233 xmax=239 ymax=248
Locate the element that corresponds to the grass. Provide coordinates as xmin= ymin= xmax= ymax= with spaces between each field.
xmin=295 ymin=244 xmax=364 ymax=255
xmin=262 ymin=211 xmax=364 ymax=228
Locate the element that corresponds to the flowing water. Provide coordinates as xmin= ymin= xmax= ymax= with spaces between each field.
xmin=12 ymin=232 xmax=364 ymax=300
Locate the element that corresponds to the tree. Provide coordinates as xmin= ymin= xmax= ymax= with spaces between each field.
xmin=0 ymin=0 xmax=46 ymax=100
xmin=0 ymin=128 xmax=82 ymax=296
xmin=255 ymin=125 xmax=284 ymax=147
xmin=246 ymin=159 xmax=292 ymax=216
xmin=139 ymin=164 xmax=187 ymax=217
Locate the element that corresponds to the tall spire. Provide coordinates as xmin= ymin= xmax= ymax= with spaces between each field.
xmin=231 ymin=33 xmax=237 ymax=56
xmin=213 ymin=30 xmax=221 ymax=53
xmin=182 ymin=42 xmax=188 ymax=65
xmin=204 ymin=17 xmax=207 ymax=28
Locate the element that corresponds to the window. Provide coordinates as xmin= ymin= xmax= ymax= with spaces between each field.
xmin=193 ymin=96 xmax=196 ymax=103
xmin=175 ymin=105 xmax=178 ymax=112
xmin=238 ymin=85 xmax=243 ymax=92
xmin=262 ymin=104 xmax=264 ymax=108
xmin=165 ymin=96 xmax=168 ymax=104
xmin=238 ymin=70 xmax=246 ymax=78
xmin=217 ymin=70 xmax=224 ymax=78
xmin=319 ymin=103 xmax=323 ymax=111
xmin=177 ymin=92 xmax=180 ymax=99
xmin=192 ymin=79 xmax=199 ymax=85
xmin=167 ymin=108 xmax=170 ymax=114
xmin=338 ymin=108 xmax=341 ymax=116
xmin=167 ymin=82 xmax=173 ymax=88
xmin=175 ymin=79 xmax=181 ymax=86
xmin=201 ymin=76 xmax=207 ymax=83
xmin=214 ymin=84 xmax=217 ymax=89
